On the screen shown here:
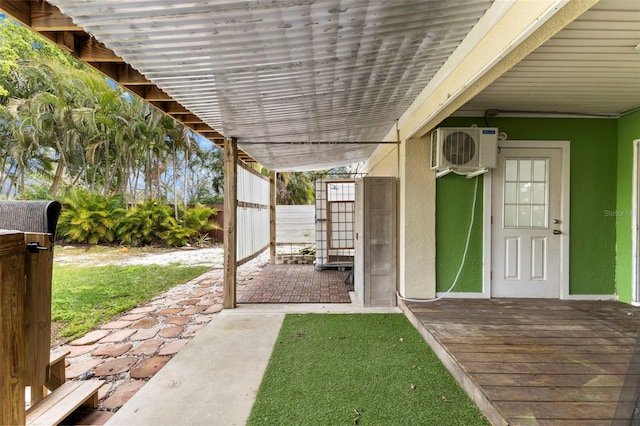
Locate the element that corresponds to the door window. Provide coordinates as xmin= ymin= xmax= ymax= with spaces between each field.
xmin=503 ymin=159 xmax=549 ymax=228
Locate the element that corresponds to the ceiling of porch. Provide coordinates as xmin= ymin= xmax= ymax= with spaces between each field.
xmin=1 ymin=0 xmax=639 ymax=170
xmin=457 ymin=0 xmax=640 ymax=117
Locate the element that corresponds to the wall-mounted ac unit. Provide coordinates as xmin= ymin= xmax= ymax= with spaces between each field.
xmin=430 ymin=127 xmax=498 ymax=171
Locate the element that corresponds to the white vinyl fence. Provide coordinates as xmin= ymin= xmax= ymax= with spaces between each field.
xmin=236 ymin=164 xmax=270 ymax=264
xmin=276 ymin=205 xmax=315 ymax=244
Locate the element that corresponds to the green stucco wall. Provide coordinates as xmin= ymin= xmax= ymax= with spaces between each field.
xmin=615 ymin=110 xmax=640 ymax=303
xmin=438 ymin=117 xmax=618 ymax=295
xmin=436 ymin=174 xmax=484 ymax=292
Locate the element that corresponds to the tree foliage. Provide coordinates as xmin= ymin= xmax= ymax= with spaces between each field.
xmin=0 ymin=17 xmax=224 ymax=207
xmin=0 ymin=18 xmax=76 ymax=97
xmin=276 ymin=172 xmax=314 ymax=205
xmin=275 ymin=167 xmax=353 ymax=205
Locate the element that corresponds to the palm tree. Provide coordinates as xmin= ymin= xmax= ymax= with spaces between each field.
xmin=1 ymin=102 xmax=54 ymax=196
xmin=165 ymin=122 xmax=200 ymax=220
xmin=276 ymin=172 xmax=315 ymax=205
xmin=73 ymin=69 xmax=131 ymax=196
xmin=4 ymin=60 xmax=78 ymax=196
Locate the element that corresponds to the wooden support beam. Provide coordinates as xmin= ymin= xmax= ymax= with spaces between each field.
xmin=91 ymin=63 xmax=150 ymax=85
xmin=189 ymin=123 xmax=217 ymax=132
xmin=43 ymin=30 xmax=78 ymax=53
xmin=118 ymin=69 xmax=151 ymax=85
xmin=188 ymin=129 xmax=224 ymax=141
xmin=152 ymin=101 xmax=190 ymax=115
xmin=223 ymin=138 xmax=238 ymax=309
xmin=31 ymin=2 xmax=77 ymax=31
xmin=0 ymin=231 xmax=26 ymax=426
xmin=196 ymin=129 xmax=225 ymax=137
xmin=37 ymin=30 xmax=75 ymax=52
xmin=171 ymin=114 xmax=202 ymax=124
xmin=79 ymin=38 xmax=124 ymax=62
xmin=270 ymin=171 xmax=276 ymax=265
xmin=0 ymin=0 xmax=31 ymax=25
xmin=126 ymin=85 xmax=172 ymax=102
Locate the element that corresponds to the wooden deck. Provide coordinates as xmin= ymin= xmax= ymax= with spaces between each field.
xmin=400 ymin=298 xmax=640 ymax=425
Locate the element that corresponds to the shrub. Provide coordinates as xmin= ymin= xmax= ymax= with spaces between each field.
xmin=161 ymin=221 xmax=193 ymax=247
xmin=57 ymin=189 xmax=125 ymax=244
xmin=184 ymin=204 xmax=219 ymax=232
xmin=19 ymin=184 xmax=56 ymax=200
xmin=58 ymin=191 xmax=220 ymax=247
xmin=116 ymin=200 xmax=163 ymax=246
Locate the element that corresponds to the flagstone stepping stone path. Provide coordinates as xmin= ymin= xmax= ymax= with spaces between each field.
xmin=56 ymin=269 xmax=228 ymax=424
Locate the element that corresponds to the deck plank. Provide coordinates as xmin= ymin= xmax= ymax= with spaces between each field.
xmin=463 ymin=361 xmax=630 ymax=375
xmin=484 ymin=386 xmax=625 ymax=402
xmin=473 ymin=373 xmax=635 ymax=387
xmin=500 ymin=401 xmax=619 ymax=420
xmin=454 ymin=352 xmax=633 ymax=363
xmin=401 ymin=298 xmax=640 ymax=425
xmin=444 ymin=343 xmax=636 ymax=354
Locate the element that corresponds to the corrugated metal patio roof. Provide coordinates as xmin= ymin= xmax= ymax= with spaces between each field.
xmin=47 ymin=0 xmax=492 ymax=170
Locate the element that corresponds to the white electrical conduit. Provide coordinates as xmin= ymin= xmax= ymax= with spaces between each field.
xmin=396 ymin=176 xmax=479 ymax=303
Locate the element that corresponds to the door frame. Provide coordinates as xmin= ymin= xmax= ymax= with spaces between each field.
xmin=483 ymin=140 xmax=571 ymax=299
xmin=632 ymin=139 xmax=640 ymax=304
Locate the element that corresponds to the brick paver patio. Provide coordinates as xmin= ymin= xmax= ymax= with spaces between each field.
xmin=237 ymin=264 xmax=352 ymax=303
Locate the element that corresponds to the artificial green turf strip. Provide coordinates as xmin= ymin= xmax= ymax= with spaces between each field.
xmin=52 ymin=264 xmax=209 ymax=340
xmin=247 ymin=313 xmax=489 ymax=426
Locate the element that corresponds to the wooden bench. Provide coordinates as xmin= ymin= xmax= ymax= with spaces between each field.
xmin=29 ymin=350 xmax=70 ymax=405
xmin=26 ymin=380 xmax=104 ymax=426
xmin=46 ymin=350 xmax=70 ymax=392
xmin=26 ymin=350 xmax=103 ymax=425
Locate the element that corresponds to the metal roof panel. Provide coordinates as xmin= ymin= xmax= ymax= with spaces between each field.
xmin=49 ymin=0 xmax=492 ymax=169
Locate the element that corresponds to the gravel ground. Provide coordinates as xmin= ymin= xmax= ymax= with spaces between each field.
xmin=54 ymin=245 xmax=308 ymax=274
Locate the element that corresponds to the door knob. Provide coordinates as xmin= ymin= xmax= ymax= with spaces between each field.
xmin=553 ymin=229 xmax=562 ymax=235
xmin=553 ymin=219 xmax=560 ymax=224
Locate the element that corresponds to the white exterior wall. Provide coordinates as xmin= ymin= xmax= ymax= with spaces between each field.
xmin=361 ymin=137 xmax=436 ymax=298
xmin=276 ymin=205 xmax=315 ymax=244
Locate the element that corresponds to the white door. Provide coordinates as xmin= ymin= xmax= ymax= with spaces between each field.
xmin=492 ymin=147 xmax=564 ymax=298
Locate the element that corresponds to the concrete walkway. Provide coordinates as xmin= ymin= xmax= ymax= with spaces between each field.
xmin=106 ymin=303 xmax=400 ymax=426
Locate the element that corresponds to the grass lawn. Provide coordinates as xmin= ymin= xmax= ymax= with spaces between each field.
xmin=248 ymin=314 xmax=489 ymax=426
xmin=52 ymin=263 xmax=209 ymax=341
